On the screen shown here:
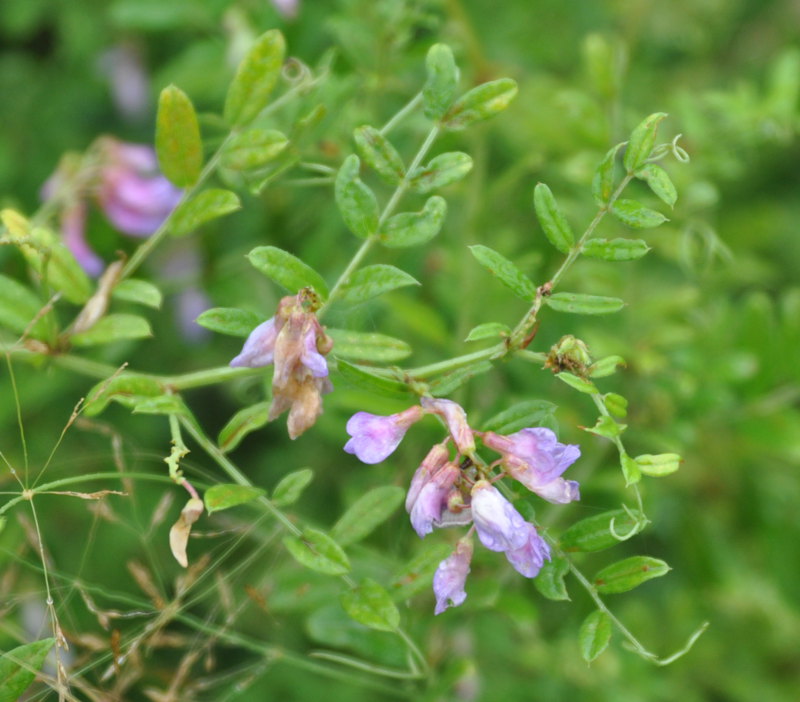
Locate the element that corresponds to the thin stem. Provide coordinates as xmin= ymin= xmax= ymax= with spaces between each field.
xmin=177 ymin=416 xmax=301 ymax=537
xmin=319 ymin=124 xmax=440 ymax=317
xmin=309 ymin=651 xmax=423 ymax=680
xmin=380 ymin=92 xmax=423 ymax=136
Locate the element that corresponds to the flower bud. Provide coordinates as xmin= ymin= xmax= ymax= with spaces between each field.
xmin=421 ymin=397 xmax=476 ymax=455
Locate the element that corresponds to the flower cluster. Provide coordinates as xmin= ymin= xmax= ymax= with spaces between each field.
xmin=231 ymin=290 xmax=333 ymax=439
xmin=42 ymin=137 xmax=182 ymax=276
xmin=344 ymin=398 xmax=580 ymax=614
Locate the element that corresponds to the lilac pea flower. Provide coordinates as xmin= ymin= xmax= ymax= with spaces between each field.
xmin=405 ymin=442 xmax=450 ymax=511
xmin=408 ymin=462 xmax=460 ymax=538
xmin=99 ymin=167 xmax=182 ymax=237
xmin=504 ymin=522 xmax=551 ymax=578
xmin=420 ymin=397 xmax=476 ymax=455
xmin=230 ymin=318 xmax=279 ymax=368
xmin=482 ymin=427 xmax=581 ymax=504
xmin=62 ymin=202 xmax=104 ymax=277
xmin=470 ymin=480 xmax=529 ymax=552
xmin=433 ymin=537 xmax=473 ymax=615
xmin=345 ymin=405 xmax=425 ymax=465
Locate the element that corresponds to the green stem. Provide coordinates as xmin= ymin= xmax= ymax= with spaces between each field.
xmin=319 ymin=124 xmax=440 ymax=317
xmin=309 ymin=650 xmax=423 ymax=680
xmin=177 ymin=416 xmax=301 ymax=537
xmin=380 ymin=92 xmax=423 ymax=136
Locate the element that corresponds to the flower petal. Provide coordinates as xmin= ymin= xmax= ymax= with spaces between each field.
xmin=230 ymin=318 xmax=278 ymax=368
xmin=433 ymin=537 xmax=473 ymax=614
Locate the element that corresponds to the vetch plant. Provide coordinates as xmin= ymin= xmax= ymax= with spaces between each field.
xmin=0 ymin=24 xmax=710 ymax=701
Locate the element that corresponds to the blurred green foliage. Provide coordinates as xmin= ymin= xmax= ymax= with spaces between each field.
xmin=1 ymin=0 xmax=799 ymax=700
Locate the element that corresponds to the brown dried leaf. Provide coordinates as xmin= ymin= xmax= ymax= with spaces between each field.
xmin=169 ymin=498 xmax=204 ymax=568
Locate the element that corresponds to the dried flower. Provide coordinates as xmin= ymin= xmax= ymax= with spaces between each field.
xmin=433 ymin=537 xmax=473 ymax=614
xmin=482 ymin=427 xmax=580 ymax=504
xmin=420 ymin=397 xmax=476 ymax=455
xmin=344 ymin=405 xmax=425 ymax=464
xmin=470 ymin=480 xmax=529 ymax=552
xmin=230 ymin=291 xmax=333 ymax=439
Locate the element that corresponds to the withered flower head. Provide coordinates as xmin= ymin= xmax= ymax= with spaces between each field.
xmin=230 ymin=289 xmax=333 ymax=439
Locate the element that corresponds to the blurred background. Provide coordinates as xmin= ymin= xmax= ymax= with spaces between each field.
xmin=1 ymin=0 xmax=799 ymax=700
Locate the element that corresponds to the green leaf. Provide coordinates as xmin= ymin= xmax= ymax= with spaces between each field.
xmin=584 ymin=415 xmax=625 ymax=439
xmin=579 ymin=611 xmax=612 ymax=663
xmin=592 ymin=142 xmax=624 ymax=206
xmin=353 ymin=126 xmax=405 ymax=185
xmin=533 ymin=183 xmax=575 ymax=254
xmin=465 ymin=321 xmax=510 ymax=342
xmin=283 ymin=528 xmax=351 ymax=576
xmin=621 ymin=453 xmax=642 ymax=486
xmin=546 ymin=292 xmax=625 ymax=315
xmin=0 ymin=274 xmax=49 ymax=339
xmin=634 ymin=453 xmax=682 ymax=477
xmin=423 ymin=43 xmax=459 ymax=120
xmin=469 ymin=244 xmax=536 ymax=301
xmin=379 ymin=196 xmax=447 ymax=248
xmin=636 ymin=163 xmax=677 ymax=208
xmin=170 ymin=189 xmax=241 ymax=237
xmin=335 ymin=155 xmax=380 ymax=239
xmin=443 ymin=78 xmax=518 ymax=131
xmin=155 ymin=85 xmax=202 ymax=187
xmin=582 ymin=238 xmax=650 ymax=261
xmin=327 ymin=329 xmax=411 ymax=363
xmin=408 ymin=152 xmax=473 ymax=194
xmin=205 ymin=484 xmax=266 ymax=514
xmin=248 ymin=245 xmax=329 ymax=299
xmin=331 ymin=486 xmax=405 ymax=546
xmin=337 ymin=264 xmax=419 ymax=304
xmin=428 ymin=360 xmax=493 ymax=397
xmin=112 ymin=279 xmax=163 ymax=309
xmin=218 ymin=401 xmax=270 ymax=452
xmin=560 ymin=509 xmax=645 ymax=552
xmin=340 ymin=578 xmax=400 ymax=632
xmin=0 ymin=637 xmax=56 ymax=702
xmin=593 ymin=556 xmax=671 ymax=594
xmin=84 ymin=375 xmax=164 ymax=416
xmin=611 ymin=199 xmax=668 ymax=229
xmin=534 ymin=556 xmax=570 ymax=601
xmin=604 ymin=392 xmax=628 ymax=418
xmin=1 ymin=213 xmax=92 ymax=304
xmin=221 ymin=128 xmax=289 ymax=171
xmin=556 ymin=372 xmax=597 ymax=394
xmin=224 ymin=29 xmax=286 ymax=126
xmin=70 ymin=313 xmax=151 ymax=347
xmin=482 ymin=400 xmax=558 ymax=434
xmin=336 ymin=359 xmax=412 ymax=400
xmin=272 ymin=468 xmax=314 ymax=507
xmin=195 ymin=307 xmax=262 ymax=337
xmin=588 ymin=355 xmax=626 ymax=378
xmin=624 ymin=112 xmax=668 ymax=173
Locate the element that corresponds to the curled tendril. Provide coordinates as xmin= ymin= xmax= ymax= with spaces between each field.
xmin=282 ymin=57 xmax=312 ymax=84
xmin=670 ymin=133 xmax=691 ymax=163
xmin=609 ymin=502 xmax=650 ymax=541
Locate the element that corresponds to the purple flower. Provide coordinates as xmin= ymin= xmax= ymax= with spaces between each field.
xmin=405 ymin=442 xmax=450 ymax=512
xmin=408 ymin=462 xmax=460 ymax=538
xmin=482 ymin=428 xmax=581 ymax=504
xmin=470 ymin=481 xmax=529 ymax=552
xmin=344 ymin=405 xmax=425 ymax=464
xmin=433 ymin=537 xmax=473 ymax=615
xmin=420 ymin=397 xmax=476 ymax=455
xmin=504 ymin=522 xmax=551 ymax=578
xmin=230 ymin=318 xmax=278 ymax=368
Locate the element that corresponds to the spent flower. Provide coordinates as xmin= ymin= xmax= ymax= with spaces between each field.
xmin=230 ymin=290 xmax=333 ymax=439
